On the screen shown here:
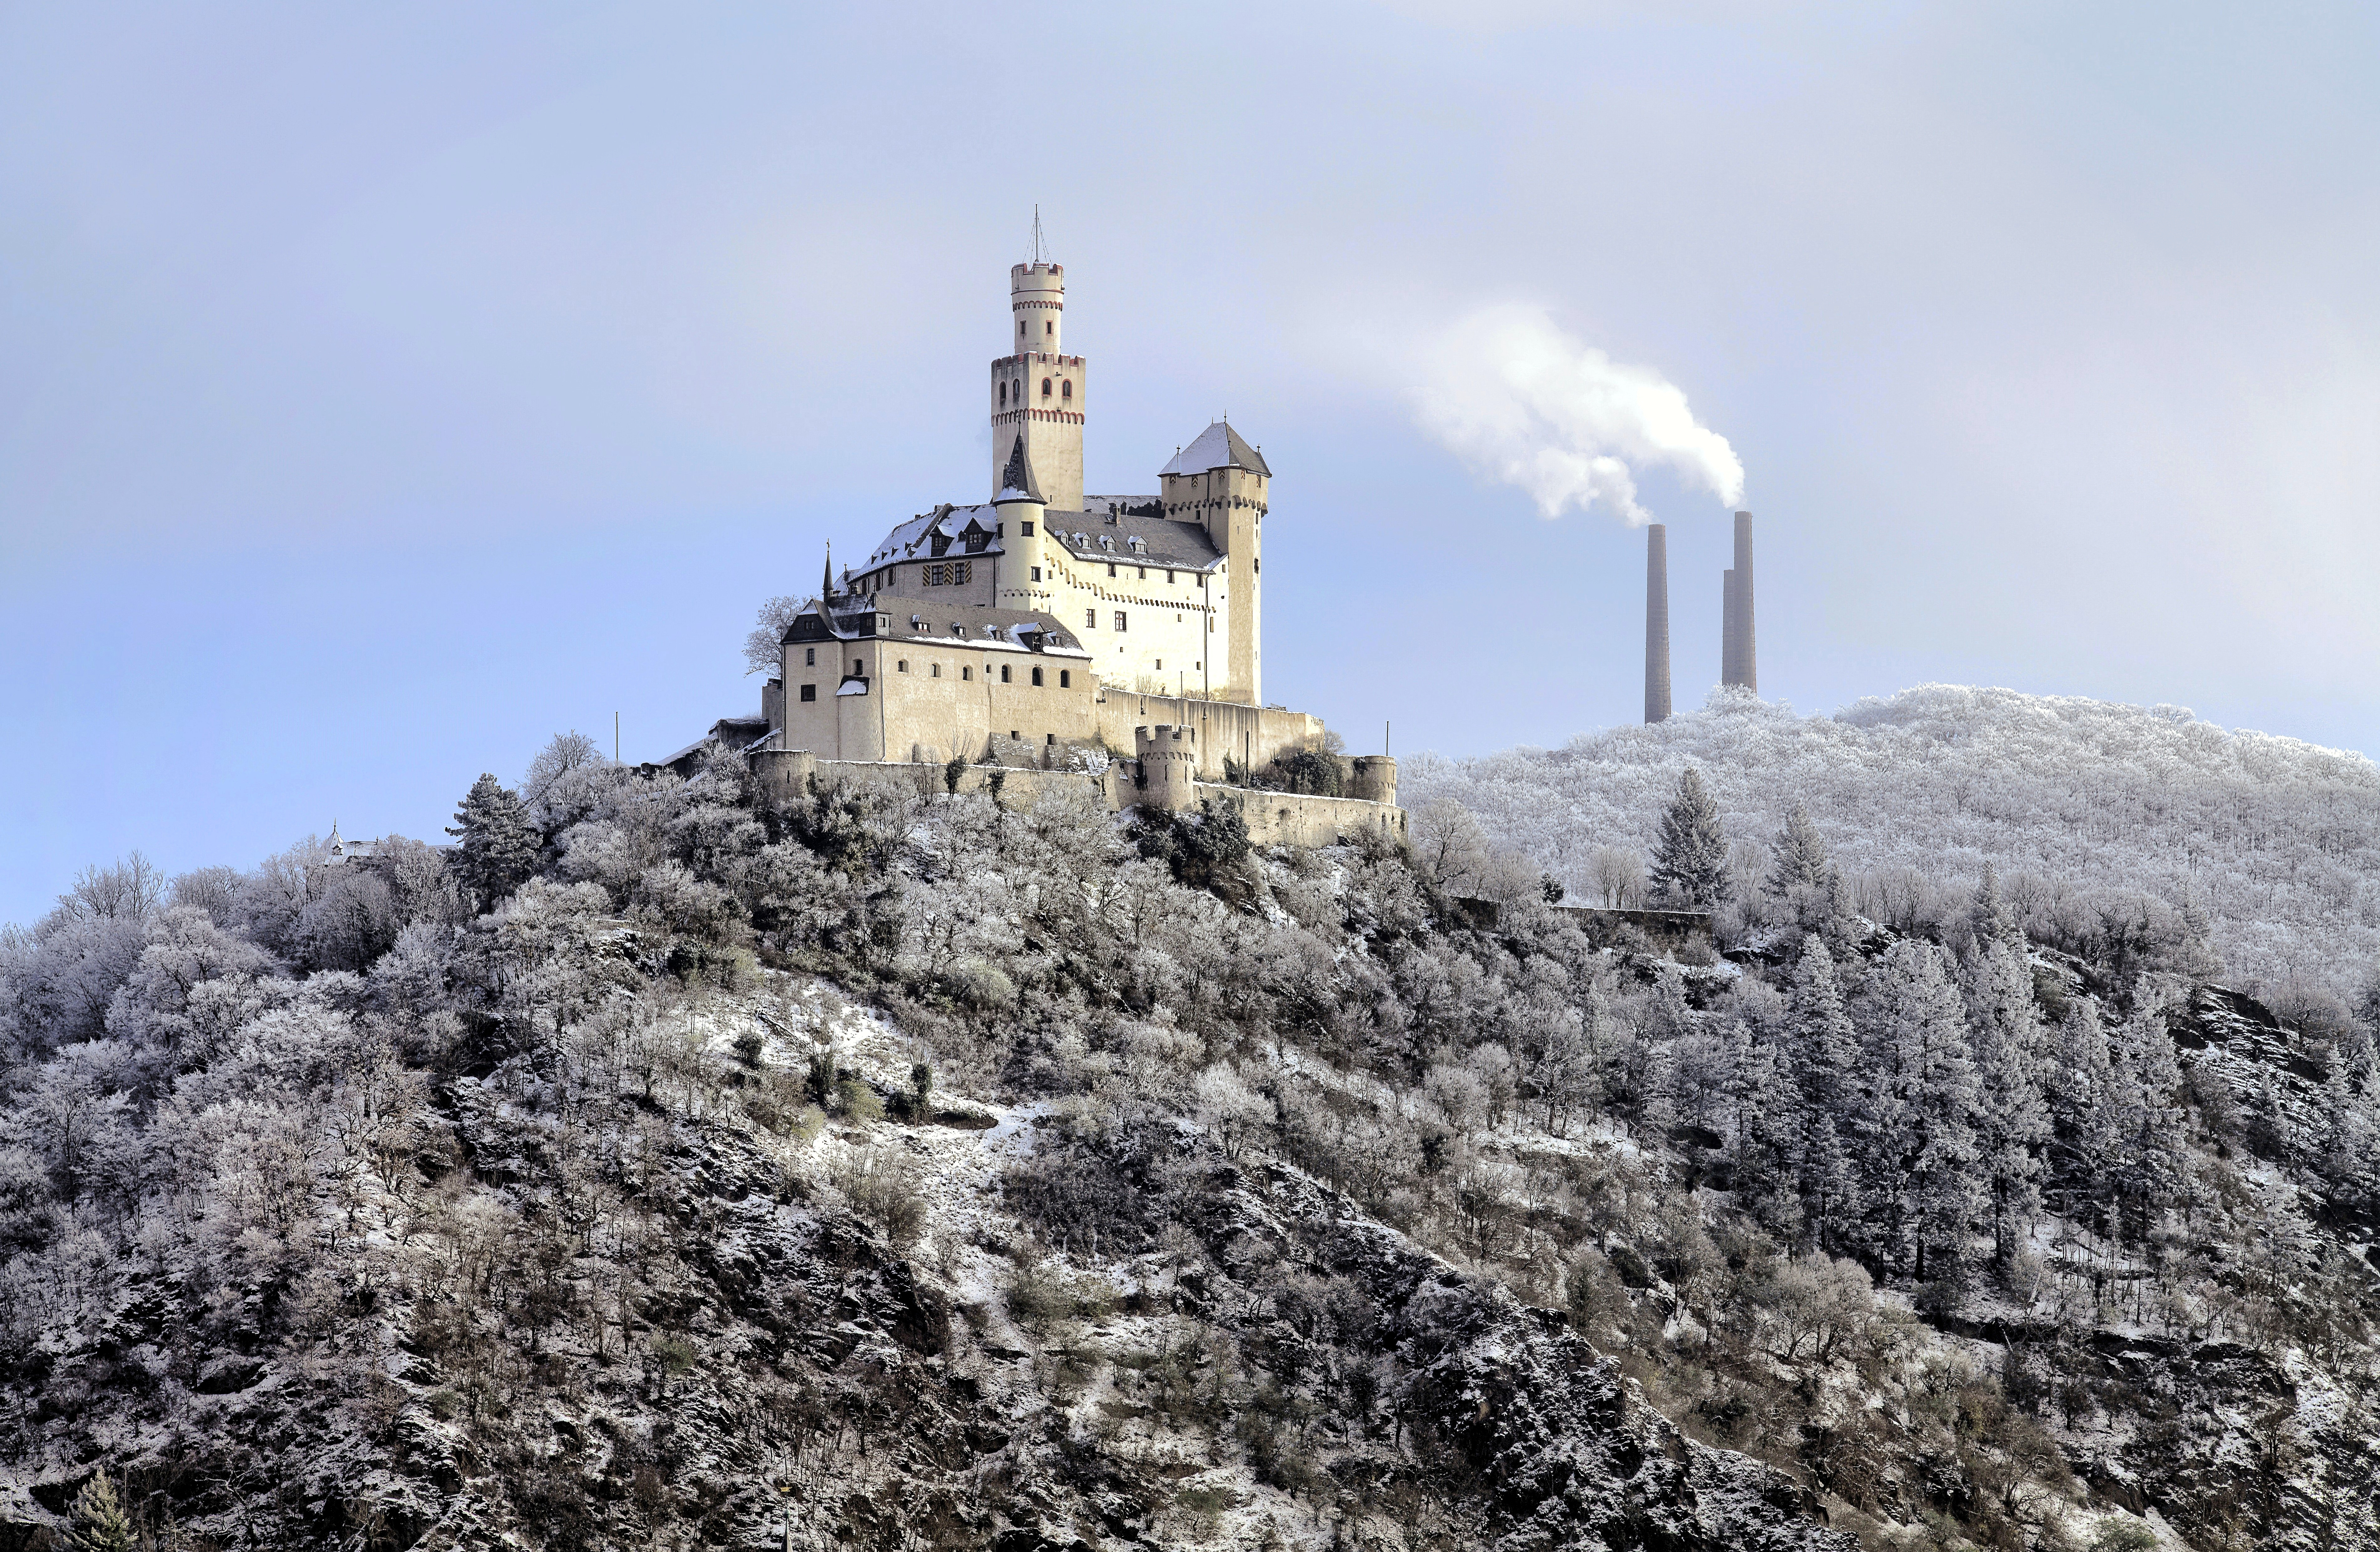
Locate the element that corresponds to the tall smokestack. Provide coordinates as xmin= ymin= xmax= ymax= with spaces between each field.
xmin=1721 ymin=569 xmax=1739 ymax=686
xmin=1644 ymin=524 xmax=1671 ymax=723
xmin=1732 ymin=510 xmax=1756 ymax=694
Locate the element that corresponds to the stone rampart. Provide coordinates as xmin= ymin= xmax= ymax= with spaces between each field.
xmin=750 ymin=747 xmax=1402 ymax=848
xmin=1194 ymin=785 xmax=1407 ymax=848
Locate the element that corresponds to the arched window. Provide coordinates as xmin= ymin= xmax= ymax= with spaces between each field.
xmin=998 ymin=382 xmax=1006 ymax=405
xmin=1061 ymin=380 xmax=1072 ymax=400
xmin=1041 ymin=377 xmax=1052 ymax=398
xmin=1030 ymin=666 xmax=1044 ymax=686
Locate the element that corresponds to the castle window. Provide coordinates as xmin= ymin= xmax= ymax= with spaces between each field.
xmin=1020 ymin=521 xmax=1033 ymax=535
xmin=999 ymin=664 xmax=1011 ymax=683
xmin=853 ymin=659 xmax=863 ymax=676
xmin=961 ymin=666 xmax=971 ymax=681
xmin=931 ymin=664 xmax=941 ymax=677
xmin=1030 ymin=666 xmax=1043 ymax=686
xmin=1061 ymin=380 xmax=1072 ymax=400
xmin=1166 ymin=569 xmax=1175 ymax=583
xmin=799 ymin=684 xmax=817 ymax=702
xmin=1041 ymin=378 xmax=1052 ymax=397
xmin=1047 ymin=733 xmax=1056 ymax=745
xmin=1085 ymin=609 xmax=1096 ymax=629
xmin=1030 ymin=566 xmax=1041 ymax=582
xmin=898 ymin=660 xmax=908 ymax=673
xmin=1044 ymin=320 xmax=1053 ymax=335
xmin=998 ymin=382 xmax=1006 ymax=405
xmin=1060 ymin=670 xmax=1071 ymax=687
xmin=1114 ymin=611 xmax=1127 ymax=632
xmin=1156 ymin=659 xmax=1163 ymax=671
xmin=1018 ymin=320 xmax=1025 ymax=337
xmin=1106 ymin=562 xmax=1116 ymax=576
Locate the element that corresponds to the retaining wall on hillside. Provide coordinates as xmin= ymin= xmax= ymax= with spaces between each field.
xmin=745 ymin=748 xmax=1403 ymax=849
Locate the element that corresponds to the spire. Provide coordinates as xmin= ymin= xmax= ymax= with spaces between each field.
xmin=1029 ymin=204 xmax=1045 ymax=265
xmin=821 ymin=543 xmax=834 ymax=606
xmin=994 ymin=431 xmax=1043 ymax=504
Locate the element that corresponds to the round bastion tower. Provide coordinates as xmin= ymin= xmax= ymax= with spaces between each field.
xmin=990 ymin=260 xmax=1086 ymax=513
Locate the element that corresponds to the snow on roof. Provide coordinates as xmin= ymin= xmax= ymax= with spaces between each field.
xmin=1159 ymin=421 xmax=1270 ymax=479
xmin=836 ymin=679 xmax=869 ymax=696
xmin=1055 ymin=518 xmax=1220 ymax=571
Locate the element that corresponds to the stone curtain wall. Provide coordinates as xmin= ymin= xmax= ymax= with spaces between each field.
xmin=1193 ymin=784 xmax=1407 ymax=847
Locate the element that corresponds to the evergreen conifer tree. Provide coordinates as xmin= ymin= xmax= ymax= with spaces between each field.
xmin=446 ymin=773 xmax=541 ymax=909
xmin=1648 ymin=768 xmax=1730 ymax=908
xmin=1970 ymin=862 xmax=2017 ymax=949
xmin=1786 ymin=941 xmax=1865 ymax=1250
xmin=2052 ymin=1000 xmax=2116 ymax=1161
xmin=1865 ymin=940 xmax=1983 ymax=1290
xmin=68 ymin=1469 xmax=135 ymax=1552
xmin=1763 ymin=802 xmax=1830 ymax=899
xmin=1968 ymin=943 xmax=2049 ymax=1267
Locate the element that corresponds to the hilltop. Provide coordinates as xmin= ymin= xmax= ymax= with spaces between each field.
xmin=1406 ymin=685 xmax=2380 ymax=1006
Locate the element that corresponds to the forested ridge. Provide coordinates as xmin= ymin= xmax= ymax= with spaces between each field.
xmin=3 ymin=690 xmax=2376 ymax=1552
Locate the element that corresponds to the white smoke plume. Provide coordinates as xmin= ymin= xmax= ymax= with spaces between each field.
xmin=1414 ymin=304 xmax=1745 ymax=524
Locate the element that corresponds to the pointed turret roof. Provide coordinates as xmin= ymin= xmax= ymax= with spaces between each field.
xmin=1159 ymin=421 xmax=1270 ymax=478
xmin=993 ymin=431 xmax=1043 ymax=504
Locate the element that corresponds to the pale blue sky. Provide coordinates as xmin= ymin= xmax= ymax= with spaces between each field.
xmin=5 ymin=1 xmax=2376 ymax=925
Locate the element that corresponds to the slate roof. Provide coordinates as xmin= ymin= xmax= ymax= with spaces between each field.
xmin=865 ymin=504 xmax=1003 ymax=567
xmin=1159 ymin=421 xmax=1270 ymax=478
xmin=994 ymin=432 xmax=1043 ymax=503
xmin=1049 ymin=517 xmax=1220 ymax=571
xmin=785 ymin=601 xmax=1090 ymax=657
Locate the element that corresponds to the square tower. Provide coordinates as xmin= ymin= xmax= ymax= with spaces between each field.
xmin=1160 ymin=422 xmax=1270 ymax=706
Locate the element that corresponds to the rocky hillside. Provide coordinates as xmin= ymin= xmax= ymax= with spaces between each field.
xmin=3 ymin=729 xmax=2375 ymax=1550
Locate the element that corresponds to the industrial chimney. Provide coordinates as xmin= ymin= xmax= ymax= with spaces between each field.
xmin=1732 ymin=510 xmax=1757 ymax=694
xmin=1644 ymin=524 xmax=1671 ymax=723
xmin=1720 ymin=510 xmax=1757 ymax=692
xmin=1721 ymin=568 xmax=1740 ymax=687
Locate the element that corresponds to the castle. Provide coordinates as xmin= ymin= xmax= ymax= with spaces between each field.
xmin=682 ymin=244 xmax=1401 ymax=846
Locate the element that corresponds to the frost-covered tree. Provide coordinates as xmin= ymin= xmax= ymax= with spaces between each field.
xmin=1970 ymin=863 xmax=2017 ymax=950
xmin=1860 ymin=940 xmax=1983 ymax=1288
xmin=67 ymin=1467 xmax=135 ymax=1552
xmin=1648 ymin=768 xmax=1730 ymax=908
xmin=1763 ymin=803 xmax=1830 ymax=900
xmin=523 ymin=731 xmax=606 ymax=834
xmin=742 ymin=594 xmax=806 ymax=677
xmin=1967 ymin=943 xmax=2049 ymax=1266
xmin=446 ymin=774 xmax=541 ymax=911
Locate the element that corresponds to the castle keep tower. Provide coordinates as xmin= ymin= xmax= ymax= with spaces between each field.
xmin=991 ymin=261 xmax=1086 ymax=512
